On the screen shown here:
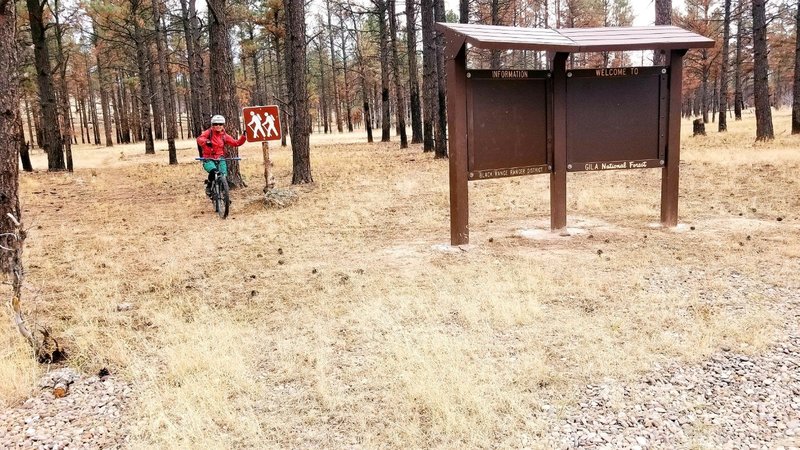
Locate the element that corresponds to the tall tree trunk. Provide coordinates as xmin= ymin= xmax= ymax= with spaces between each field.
xmin=434 ymin=0 xmax=448 ymax=158
xmin=116 ymin=72 xmax=131 ymax=144
xmin=735 ymin=0 xmax=745 ymax=120
xmin=180 ymin=0 xmax=206 ymax=135
xmin=149 ymin=47 xmax=165 ymax=141
xmin=131 ymin=0 xmax=155 ymax=154
xmin=96 ymin=51 xmax=114 ymax=147
xmin=793 ymin=0 xmax=800 ymax=133
xmin=719 ymin=0 xmax=731 ymax=132
xmin=23 ymin=96 xmax=36 ymax=149
xmin=460 ymin=0 xmax=469 ymax=22
xmin=490 ymin=0 xmax=501 ymax=67
xmin=32 ymin=99 xmax=43 ymax=148
xmin=17 ymin=112 xmax=33 ymax=172
xmin=389 ymin=0 xmax=408 ymax=148
xmin=654 ymin=0 xmax=671 ymax=65
xmin=153 ymin=0 xmax=177 ymax=164
xmin=269 ymin=9 xmax=289 ymax=147
xmin=248 ymin=26 xmax=264 ymax=104
xmin=752 ymin=0 xmax=773 ymax=140
xmin=712 ymin=74 xmax=718 ymax=122
xmin=26 ymin=0 xmax=65 ymax=171
xmin=113 ymin=76 xmax=122 ymax=143
xmin=53 ymin=0 xmax=73 ymax=170
xmin=421 ymin=0 xmax=436 ymax=152
xmin=132 ymin=83 xmax=143 ymax=142
xmin=339 ymin=20 xmax=353 ymax=132
xmin=350 ymin=13 xmax=373 ymax=141
xmin=1 ymin=0 xmax=37 ymax=354
xmin=181 ymin=83 xmax=189 ymax=138
xmin=317 ymin=39 xmax=330 ymax=134
xmin=326 ymin=0 xmax=343 ymax=133
xmin=406 ymin=0 xmax=423 ymax=144
xmin=285 ymin=0 xmax=313 ymax=183
xmin=86 ymin=59 xmax=100 ymax=144
xmin=377 ymin=0 xmax=391 ymax=142
xmin=78 ymin=97 xmax=87 ymax=144
xmin=208 ymin=0 xmax=244 ymax=186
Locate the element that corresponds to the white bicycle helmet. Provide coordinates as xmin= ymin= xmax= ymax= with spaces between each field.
xmin=210 ymin=115 xmax=226 ymax=125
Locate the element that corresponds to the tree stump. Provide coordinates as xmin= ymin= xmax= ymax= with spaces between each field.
xmin=693 ymin=118 xmax=706 ymax=136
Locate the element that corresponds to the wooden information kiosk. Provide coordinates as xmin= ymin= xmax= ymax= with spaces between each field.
xmin=436 ymin=24 xmax=714 ymax=246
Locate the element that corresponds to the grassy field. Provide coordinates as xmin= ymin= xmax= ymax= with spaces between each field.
xmin=2 ymin=109 xmax=799 ymax=448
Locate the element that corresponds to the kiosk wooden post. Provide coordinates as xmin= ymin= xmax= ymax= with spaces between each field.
xmin=661 ymin=49 xmax=686 ymax=227
xmin=445 ymin=38 xmax=469 ymax=245
xmin=551 ymin=53 xmax=568 ymax=231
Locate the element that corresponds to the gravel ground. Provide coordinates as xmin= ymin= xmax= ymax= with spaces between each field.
xmin=0 ymin=369 xmax=131 ymax=449
xmin=547 ymin=334 xmax=800 ymax=449
xmin=1 ymin=334 xmax=798 ymax=449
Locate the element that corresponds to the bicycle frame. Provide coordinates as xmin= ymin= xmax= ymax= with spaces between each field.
xmin=196 ymin=157 xmax=241 ymax=218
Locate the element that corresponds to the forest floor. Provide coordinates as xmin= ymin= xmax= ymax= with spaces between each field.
xmin=1 ymin=110 xmax=799 ymax=449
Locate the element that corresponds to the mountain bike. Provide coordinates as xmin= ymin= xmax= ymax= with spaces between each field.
xmin=196 ymin=157 xmax=240 ymax=219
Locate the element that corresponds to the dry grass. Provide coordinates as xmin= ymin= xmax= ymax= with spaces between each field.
xmin=2 ymin=109 xmax=799 ymax=447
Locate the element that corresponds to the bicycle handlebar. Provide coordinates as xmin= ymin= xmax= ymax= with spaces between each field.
xmin=195 ymin=157 xmax=242 ymax=161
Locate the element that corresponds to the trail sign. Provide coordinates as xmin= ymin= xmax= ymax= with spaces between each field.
xmin=243 ymin=105 xmax=281 ymax=142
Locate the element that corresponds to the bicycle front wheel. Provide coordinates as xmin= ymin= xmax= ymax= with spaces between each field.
xmin=215 ymin=176 xmax=230 ymax=219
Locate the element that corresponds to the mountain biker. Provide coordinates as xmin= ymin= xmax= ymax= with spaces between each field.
xmin=197 ymin=115 xmax=246 ymax=196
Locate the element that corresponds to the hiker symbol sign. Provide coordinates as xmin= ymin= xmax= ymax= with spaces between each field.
xmin=242 ymin=105 xmax=281 ymax=142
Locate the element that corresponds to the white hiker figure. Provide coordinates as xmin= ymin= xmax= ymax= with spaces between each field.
xmin=263 ymin=113 xmax=278 ymax=137
xmin=247 ymin=111 xmax=266 ymax=139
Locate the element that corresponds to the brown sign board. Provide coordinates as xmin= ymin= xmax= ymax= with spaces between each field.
xmin=466 ymin=70 xmax=550 ymax=180
xmin=565 ymin=66 xmax=667 ymax=171
xmin=242 ymin=105 xmax=281 ymax=142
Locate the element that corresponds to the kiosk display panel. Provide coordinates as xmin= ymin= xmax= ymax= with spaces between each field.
xmin=466 ymin=70 xmax=550 ymax=180
xmin=565 ymin=66 xmax=668 ymax=172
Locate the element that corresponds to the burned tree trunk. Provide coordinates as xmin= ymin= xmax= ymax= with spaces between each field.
xmin=421 ymin=0 xmax=436 ymax=152
xmin=338 ymin=15 xmax=353 ymax=132
xmin=53 ymin=0 xmax=73 ymax=170
xmin=654 ymin=0 xmax=671 ymax=65
xmin=434 ymin=0 xmax=448 ymax=158
xmin=389 ymin=0 xmax=407 ymax=148
xmin=153 ymin=0 xmax=177 ymax=164
xmin=376 ymin=0 xmax=391 ymax=142
xmin=734 ymin=0 xmax=745 ymax=120
xmin=285 ymin=0 xmax=313 ymax=183
xmin=719 ymin=0 xmax=731 ymax=132
xmin=1 ymin=0 xmax=38 ymax=354
xmin=208 ymin=0 xmax=244 ymax=186
xmin=17 ymin=112 xmax=33 ymax=172
xmin=26 ymin=0 xmax=65 ymax=170
xmin=131 ymin=0 xmax=155 ymax=154
xmin=752 ymin=0 xmax=773 ymax=140
xmin=326 ymin=0 xmax=343 ymax=133
xmin=180 ymin=0 xmax=207 ymax=135
xmin=406 ymin=0 xmax=422 ymax=144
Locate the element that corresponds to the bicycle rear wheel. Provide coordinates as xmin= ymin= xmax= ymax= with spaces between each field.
xmin=215 ymin=176 xmax=230 ymax=218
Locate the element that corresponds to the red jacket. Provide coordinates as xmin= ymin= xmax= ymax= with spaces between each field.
xmin=197 ymin=128 xmax=246 ymax=159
